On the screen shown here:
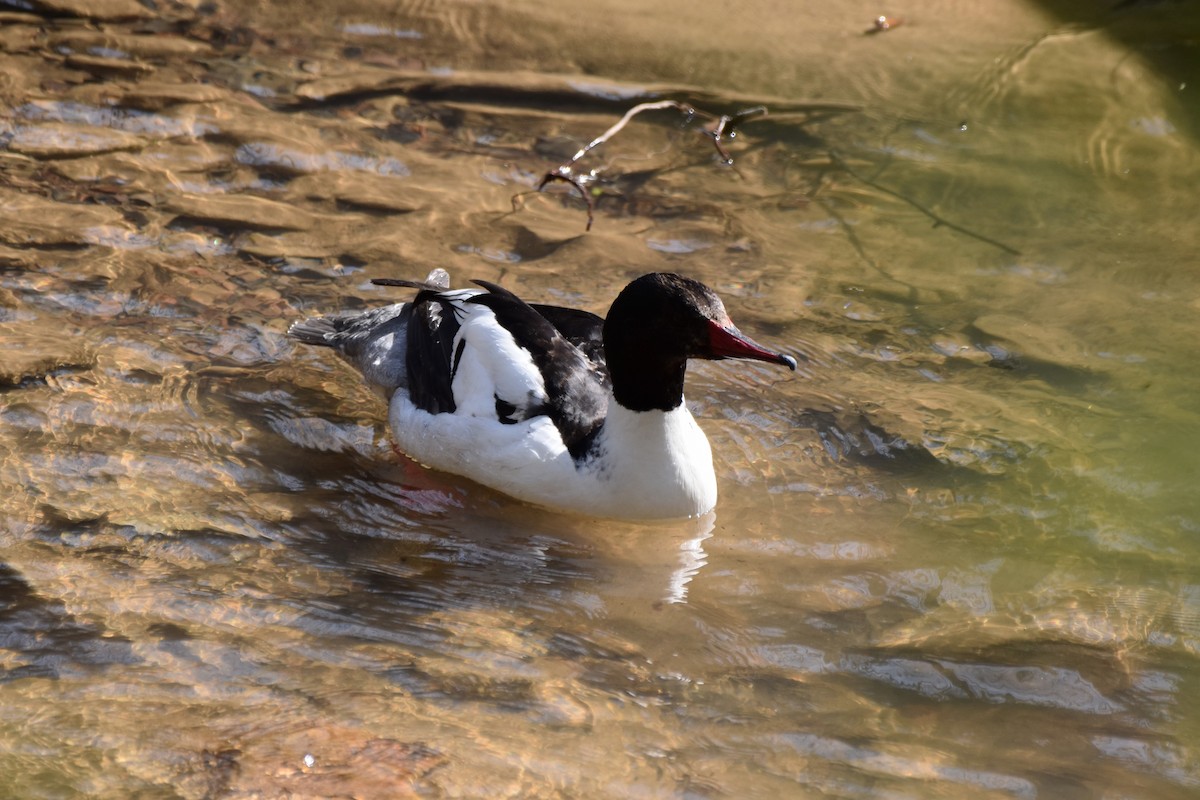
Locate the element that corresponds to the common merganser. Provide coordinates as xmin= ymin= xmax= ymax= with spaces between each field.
xmin=289 ymin=271 xmax=795 ymax=519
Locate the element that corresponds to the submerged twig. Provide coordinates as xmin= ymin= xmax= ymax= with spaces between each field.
xmin=701 ymin=105 xmax=768 ymax=165
xmin=524 ymin=100 xmax=767 ymax=231
xmin=828 ymin=150 xmax=1022 ymax=256
xmin=532 ymin=171 xmax=597 ymax=230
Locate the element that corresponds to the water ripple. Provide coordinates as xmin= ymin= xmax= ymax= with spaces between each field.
xmin=234 ymin=142 xmax=410 ymax=177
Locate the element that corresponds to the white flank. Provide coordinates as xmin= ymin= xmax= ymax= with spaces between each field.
xmin=388 ymin=392 xmax=718 ymax=519
xmin=451 ymin=306 xmax=546 ymax=419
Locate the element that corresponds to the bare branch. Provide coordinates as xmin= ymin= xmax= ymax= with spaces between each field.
xmin=563 ymin=100 xmax=695 ymax=169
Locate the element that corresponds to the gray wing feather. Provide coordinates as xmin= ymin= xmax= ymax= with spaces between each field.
xmin=288 ymin=303 xmax=412 ymax=396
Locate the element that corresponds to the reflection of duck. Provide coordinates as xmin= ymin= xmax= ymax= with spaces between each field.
xmin=290 ymin=271 xmax=794 ymax=519
xmin=664 ymin=513 xmax=715 ymax=605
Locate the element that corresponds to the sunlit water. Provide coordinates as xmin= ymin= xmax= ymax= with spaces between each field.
xmin=1 ymin=0 xmax=1198 ymax=797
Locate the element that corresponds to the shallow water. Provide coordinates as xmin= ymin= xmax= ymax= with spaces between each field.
xmin=1 ymin=0 xmax=1199 ymax=797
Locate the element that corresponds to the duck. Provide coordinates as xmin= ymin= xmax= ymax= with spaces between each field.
xmin=289 ymin=270 xmax=795 ymax=519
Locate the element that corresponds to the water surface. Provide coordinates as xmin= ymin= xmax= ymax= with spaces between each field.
xmin=1 ymin=0 xmax=1198 ymax=797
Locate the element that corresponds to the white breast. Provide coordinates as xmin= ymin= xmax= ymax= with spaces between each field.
xmin=580 ymin=401 xmax=717 ymax=518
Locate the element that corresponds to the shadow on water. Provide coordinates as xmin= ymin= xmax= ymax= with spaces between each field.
xmin=0 ymin=560 xmax=137 ymax=682
xmin=1027 ymin=0 xmax=1200 ymax=142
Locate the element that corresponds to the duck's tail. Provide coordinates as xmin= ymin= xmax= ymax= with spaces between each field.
xmin=287 ymin=316 xmax=339 ymax=347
